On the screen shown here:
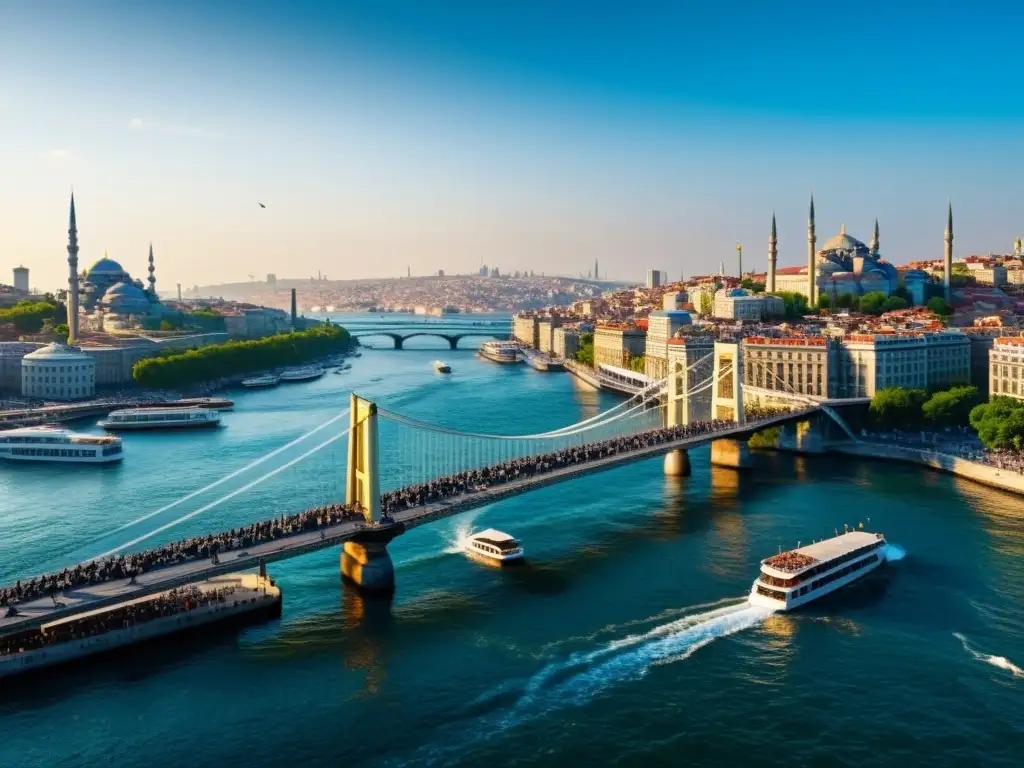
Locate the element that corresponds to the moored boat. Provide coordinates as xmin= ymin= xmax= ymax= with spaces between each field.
xmin=241 ymin=375 xmax=280 ymax=389
xmin=279 ymin=366 xmax=325 ymax=382
xmin=479 ymin=341 xmax=521 ymax=364
xmin=98 ymin=407 xmax=221 ymax=431
xmin=465 ymin=529 xmax=524 ymax=565
xmin=0 ymin=426 xmax=123 ymax=464
xmin=137 ymin=397 xmax=234 ymax=411
xmin=749 ymin=530 xmax=888 ymax=612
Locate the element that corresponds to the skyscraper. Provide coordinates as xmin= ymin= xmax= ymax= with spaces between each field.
xmin=646 ymin=269 xmax=662 ymax=288
xmin=594 ymin=259 xmax=599 ymax=280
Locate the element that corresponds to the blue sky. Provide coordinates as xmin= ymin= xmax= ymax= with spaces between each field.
xmin=2 ymin=0 xmax=1022 ymax=290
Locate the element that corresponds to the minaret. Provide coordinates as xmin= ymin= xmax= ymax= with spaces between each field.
xmin=1014 ymin=237 xmax=1021 ymax=259
xmin=736 ymin=242 xmax=743 ymax=279
xmin=807 ymin=194 xmax=817 ymax=306
xmin=767 ymin=213 xmax=778 ymax=293
xmin=944 ymin=202 xmax=953 ymax=301
xmin=147 ymin=243 xmax=156 ymax=297
xmin=870 ymin=219 xmax=880 ymax=257
xmin=67 ymin=193 xmax=80 ymax=345
xmin=290 ymin=288 xmax=298 ymax=325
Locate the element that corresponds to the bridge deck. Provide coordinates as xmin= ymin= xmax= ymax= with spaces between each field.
xmin=0 ymin=408 xmax=815 ymax=635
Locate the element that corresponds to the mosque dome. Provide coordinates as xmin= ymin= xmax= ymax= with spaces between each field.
xmin=100 ymin=281 xmax=152 ymax=314
xmin=821 ymin=225 xmax=869 ymax=253
xmin=86 ymin=256 xmax=127 ymax=276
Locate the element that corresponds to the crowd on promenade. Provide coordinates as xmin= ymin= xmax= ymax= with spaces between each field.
xmin=861 ymin=427 xmax=1024 ymax=476
xmin=1 ymin=410 xmax=797 ymax=610
xmin=1 ymin=585 xmax=235 ymax=656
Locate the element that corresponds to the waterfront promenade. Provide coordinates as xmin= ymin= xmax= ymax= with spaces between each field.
xmin=0 ymin=406 xmax=815 ymax=635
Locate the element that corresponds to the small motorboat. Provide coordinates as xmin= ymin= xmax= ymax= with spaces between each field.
xmin=465 ymin=529 xmax=524 ymax=565
xmin=434 ymin=360 xmax=452 ymax=374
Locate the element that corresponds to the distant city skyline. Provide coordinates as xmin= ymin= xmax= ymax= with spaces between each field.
xmin=3 ymin=1 xmax=1023 ymax=291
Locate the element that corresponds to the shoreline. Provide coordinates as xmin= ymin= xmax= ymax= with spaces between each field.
xmin=820 ymin=441 xmax=1024 ymax=496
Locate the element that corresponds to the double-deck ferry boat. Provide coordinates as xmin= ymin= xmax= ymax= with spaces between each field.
xmin=0 ymin=426 xmax=123 ymax=463
xmin=465 ymin=529 xmax=524 ymax=564
xmin=750 ymin=530 xmax=888 ymax=612
xmin=434 ymin=360 xmax=452 ymax=373
xmin=279 ymin=366 xmax=324 ymax=383
xmin=479 ymin=341 xmax=521 ymax=364
xmin=138 ymin=397 xmax=235 ymax=411
xmin=98 ymin=407 xmax=221 ymax=431
xmin=241 ymin=375 xmax=280 ymax=389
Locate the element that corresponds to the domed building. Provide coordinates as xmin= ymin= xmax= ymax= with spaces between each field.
xmin=100 ymin=281 xmax=153 ymax=316
xmin=81 ymin=254 xmax=135 ymax=312
xmin=21 ymin=342 xmax=96 ymax=401
xmin=816 ymin=222 xmax=899 ymax=300
xmin=80 ymin=244 xmax=164 ymax=328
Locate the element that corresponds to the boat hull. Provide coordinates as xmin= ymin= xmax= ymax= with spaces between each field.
xmin=0 ymin=453 xmax=121 ymax=464
xmin=98 ymin=419 xmax=220 ymax=431
xmin=749 ymin=553 xmax=886 ymax=612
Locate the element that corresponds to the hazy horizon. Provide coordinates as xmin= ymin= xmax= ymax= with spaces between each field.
xmin=3 ymin=1 xmax=1023 ymax=292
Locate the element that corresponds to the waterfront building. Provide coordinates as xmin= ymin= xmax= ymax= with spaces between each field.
xmin=742 ymin=336 xmax=831 ymax=401
xmin=0 ymin=342 xmax=40 ymax=393
xmin=537 ymin=317 xmax=562 ymax=354
xmin=832 ymin=330 xmax=970 ymax=398
xmin=21 ymin=342 xmax=96 ymax=401
xmin=963 ymin=327 xmax=1019 ymax=394
xmin=552 ymin=327 xmax=580 ymax=360
xmin=644 ymin=310 xmax=693 ymax=379
xmin=594 ymin=324 xmax=646 ymax=369
xmin=512 ymin=314 xmax=539 ymax=348
xmin=712 ymin=288 xmax=784 ymax=321
xmin=12 ymin=267 xmax=28 ymax=293
xmin=989 ymin=337 xmax=1024 ymax=401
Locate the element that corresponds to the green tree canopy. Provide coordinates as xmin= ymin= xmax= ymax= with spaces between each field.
xmin=926 ymin=296 xmax=953 ymax=316
xmin=858 ymin=292 xmax=888 ymax=315
xmin=922 ymin=385 xmax=981 ymax=427
xmin=969 ymin=397 xmax=1024 ymax=452
xmin=835 ymin=293 xmax=858 ymax=309
xmin=0 ymin=300 xmax=62 ymax=333
xmin=629 ymin=355 xmax=645 ymax=373
xmin=881 ymin=296 xmax=909 ymax=312
xmin=870 ymin=386 xmax=927 ymax=428
xmin=132 ymin=325 xmax=350 ymax=388
xmin=817 ymin=293 xmax=833 ymax=310
xmin=769 ymin=291 xmax=810 ymax=319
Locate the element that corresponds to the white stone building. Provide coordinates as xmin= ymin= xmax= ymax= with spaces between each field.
xmin=21 ymin=343 xmax=96 ymax=401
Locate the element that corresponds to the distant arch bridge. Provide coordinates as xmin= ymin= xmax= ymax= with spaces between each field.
xmin=349 ymin=325 xmax=513 ymax=350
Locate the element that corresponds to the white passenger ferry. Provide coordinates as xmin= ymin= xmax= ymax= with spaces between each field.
xmin=0 ymin=426 xmax=123 ymax=463
xmin=479 ymin=341 xmax=521 ymax=364
xmin=97 ymin=407 xmax=221 ymax=431
xmin=465 ymin=529 xmax=524 ymax=564
xmin=750 ymin=530 xmax=888 ymax=612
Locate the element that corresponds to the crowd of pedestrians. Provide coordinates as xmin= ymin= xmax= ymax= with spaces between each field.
xmin=1 ymin=585 xmax=235 ymax=656
xmin=1 ymin=410 xmax=794 ymax=611
xmin=861 ymin=426 xmax=1024 ymax=476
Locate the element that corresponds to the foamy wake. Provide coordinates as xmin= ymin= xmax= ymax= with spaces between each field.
xmin=502 ymin=599 xmax=774 ymax=726
xmin=445 ymin=509 xmax=486 ymax=554
xmin=883 ymin=543 xmax=907 ymax=562
xmin=954 ymin=632 xmax=1024 ymax=679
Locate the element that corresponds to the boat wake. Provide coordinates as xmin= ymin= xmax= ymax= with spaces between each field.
xmin=445 ymin=510 xmax=486 ymax=554
xmin=502 ymin=599 xmax=774 ymax=726
xmin=883 ymin=543 xmax=907 ymax=562
xmin=954 ymin=632 xmax=1024 ymax=679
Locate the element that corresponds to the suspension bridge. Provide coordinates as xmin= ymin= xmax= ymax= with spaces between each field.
xmin=0 ymin=342 xmax=860 ymax=634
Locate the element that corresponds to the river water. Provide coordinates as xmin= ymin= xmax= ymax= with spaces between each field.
xmin=1 ymin=316 xmax=1021 ymax=767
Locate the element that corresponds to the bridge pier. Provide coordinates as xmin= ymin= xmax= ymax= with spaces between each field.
xmin=664 ymin=449 xmax=691 ymax=477
xmin=393 ymin=337 xmax=404 ymax=350
xmin=341 ymin=540 xmax=395 ymax=593
xmin=447 ymin=337 xmax=458 ymax=350
xmin=710 ymin=439 xmax=753 ymax=469
xmin=777 ymin=419 xmax=826 ymax=454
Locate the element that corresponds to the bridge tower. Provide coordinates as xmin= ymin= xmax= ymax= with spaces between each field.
xmin=710 ymin=341 xmax=752 ymax=468
xmin=342 ymin=394 xmax=396 ymax=592
xmin=663 ymin=340 xmax=713 ymax=476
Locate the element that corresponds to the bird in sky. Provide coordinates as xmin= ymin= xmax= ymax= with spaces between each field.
xmin=257 ymin=201 xmax=266 ymax=208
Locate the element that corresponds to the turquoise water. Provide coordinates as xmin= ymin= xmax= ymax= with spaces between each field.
xmin=1 ymin=322 xmax=1022 ymax=767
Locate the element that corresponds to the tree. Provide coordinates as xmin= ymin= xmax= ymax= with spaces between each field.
xmin=740 ymin=278 xmax=766 ymax=293
xmin=881 ymin=296 xmax=909 ymax=312
xmin=817 ymin=293 xmax=833 ymax=310
xmin=835 ymin=293 xmax=857 ymax=310
xmin=858 ymin=292 xmax=888 ymax=315
xmin=699 ymin=292 xmax=713 ymax=317
xmin=926 ymin=297 xmax=953 ymax=316
xmin=0 ymin=300 xmax=61 ymax=333
xmin=970 ymin=397 xmax=1024 ymax=452
xmin=159 ymin=319 xmax=177 ymax=331
xmin=922 ymin=385 xmax=981 ymax=427
xmin=769 ymin=291 xmax=810 ymax=320
xmin=53 ymin=323 xmax=69 ymax=337
xmin=629 ymin=355 xmax=645 ymax=373
xmin=870 ymin=386 xmax=927 ymax=428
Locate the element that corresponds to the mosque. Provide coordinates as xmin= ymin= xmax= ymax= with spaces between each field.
xmin=769 ymin=197 xmax=936 ymax=304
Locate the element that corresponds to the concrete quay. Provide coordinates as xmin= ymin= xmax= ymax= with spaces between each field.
xmin=830 ymin=441 xmax=1024 ymax=496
